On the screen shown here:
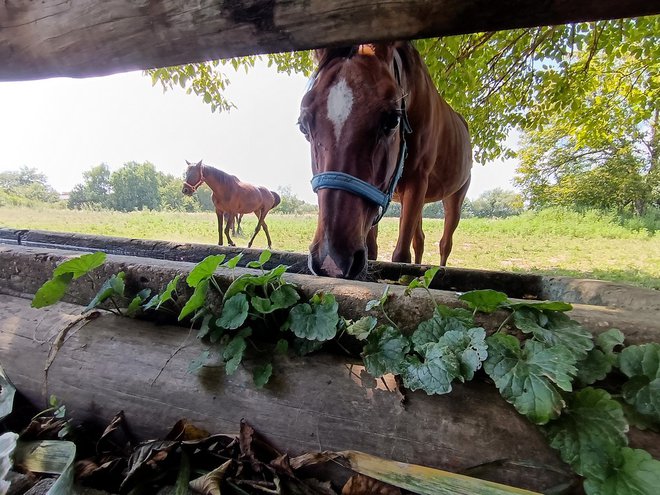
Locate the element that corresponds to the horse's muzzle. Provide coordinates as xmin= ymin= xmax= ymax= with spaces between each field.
xmin=308 ymin=246 xmax=367 ymax=279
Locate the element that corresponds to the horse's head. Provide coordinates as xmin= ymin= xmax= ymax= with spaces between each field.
xmin=299 ymin=43 xmax=409 ymax=278
xmin=182 ymin=160 xmax=204 ymax=195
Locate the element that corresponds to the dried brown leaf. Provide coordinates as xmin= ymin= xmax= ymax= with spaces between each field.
xmin=342 ymin=474 xmax=402 ymax=495
xmin=189 ymin=459 xmax=232 ymax=495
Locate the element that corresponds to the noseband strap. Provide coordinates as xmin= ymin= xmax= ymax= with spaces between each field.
xmin=185 ymin=164 xmax=205 ymax=192
xmin=310 ymin=52 xmax=412 ymax=226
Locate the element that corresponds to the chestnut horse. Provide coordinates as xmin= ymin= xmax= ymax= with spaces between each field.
xmin=299 ymin=42 xmax=472 ymax=278
xmin=182 ymin=160 xmax=280 ymax=248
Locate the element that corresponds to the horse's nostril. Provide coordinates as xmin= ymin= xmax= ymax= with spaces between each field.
xmin=347 ymin=249 xmax=367 ymax=279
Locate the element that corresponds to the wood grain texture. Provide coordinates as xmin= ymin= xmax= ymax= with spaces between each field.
xmin=1 ymin=1 xmax=658 ymax=80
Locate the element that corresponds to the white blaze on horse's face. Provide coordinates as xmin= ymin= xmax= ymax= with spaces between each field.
xmin=326 ymin=78 xmax=354 ymax=143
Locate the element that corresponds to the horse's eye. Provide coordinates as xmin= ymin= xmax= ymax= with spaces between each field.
xmin=382 ymin=111 xmax=401 ymax=133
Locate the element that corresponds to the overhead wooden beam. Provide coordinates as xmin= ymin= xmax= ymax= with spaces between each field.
xmin=1 ymin=1 xmax=658 ymax=81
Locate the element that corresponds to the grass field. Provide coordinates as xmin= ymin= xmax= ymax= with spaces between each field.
xmin=1 ymin=206 xmax=658 ymax=289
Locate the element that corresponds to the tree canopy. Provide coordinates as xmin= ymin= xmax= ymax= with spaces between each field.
xmin=147 ymin=16 xmax=659 ymax=214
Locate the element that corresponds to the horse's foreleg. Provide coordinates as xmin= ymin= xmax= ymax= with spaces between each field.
xmin=224 ymin=220 xmax=235 ymax=247
xmin=247 ymin=211 xmax=264 ymax=248
xmin=216 ymin=211 xmax=224 ymax=246
xmin=366 ymin=224 xmax=378 ymax=260
xmin=393 ymin=184 xmax=427 ymax=264
xmin=237 ymin=214 xmax=244 ymax=235
xmin=261 ymin=217 xmax=273 ymax=249
xmin=439 ymin=178 xmax=470 ymax=266
xmin=413 ymin=218 xmax=425 ymax=264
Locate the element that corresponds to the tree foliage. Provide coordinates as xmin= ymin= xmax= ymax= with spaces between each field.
xmin=0 ymin=166 xmax=60 ymax=204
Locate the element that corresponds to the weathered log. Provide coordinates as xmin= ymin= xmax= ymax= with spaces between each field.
xmin=0 ymin=293 xmax=573 ymax=491
xmin=1 ymin=1 xmax=658 ymax=81
xmin=1 ymin=244 xmax=659 ymax=343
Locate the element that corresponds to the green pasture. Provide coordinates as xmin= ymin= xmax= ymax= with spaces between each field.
xmin=1 ymin=206 xmax=658 ymax=289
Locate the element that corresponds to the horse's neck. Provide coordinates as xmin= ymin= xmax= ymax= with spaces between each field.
xmin=204 ymin=167 xmax=237 ymax=197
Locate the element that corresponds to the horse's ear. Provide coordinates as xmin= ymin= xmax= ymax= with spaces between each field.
xmin=313 ymin=46 xmax=355 ymax=67
xmin=373 ymin=43 xmax=395 ymax=64
xmin=196 ymin=160 xmax=203 ymax=166
xmin=185 ymin=160 xmax=191 ymax=166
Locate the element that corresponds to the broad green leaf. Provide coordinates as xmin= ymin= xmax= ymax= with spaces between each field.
xmin=224 ymin=273 xmax=256 ymax=301
xmin=223 ymin=328 xmax=252 ymax=375
xmin=583 ymin=448 xmax=660 ymax=495
xmin=484 ymin=334 xmax=577 ymax=424
xmin=434 ymin=305 xmax=474 ymax=326
xmin=437 ymin=327 xmax=488 ymax=381
xmin=270 ymin=284 xmax=300 ymax=309
xmin=143 ymin=275 xmax=180 ymax=311
xmin=250 ymin=295 xmax=273 ymax=314
xmin=345 ymin=316 xmax=378 ymax=341
xmin=253 ymin=363 xmax=273 ymax=388
xmin=404 ymin=277 xmax=423 ymax=296
xmin=459 ymin=289 xmax=508 ymax=313
xmin=575 ymin=328 xmax=624 ymax=386
xmin=187 ymin=255 xmax=225 ymax=287
xmin=513 ymin=308 xmax=593 ymax=359
xmin=619 ymin=344 xmax=660 ymax=422
xmin=188 ymin=350 xmax=211 ymax=374
xmin=125 ymin=288 xmax=151 ymax=317
xmin=84 ymin=272 xmax=125 ymax=312
xmin=196 ymin=313 xmax=214 ymax=339
xmin=401 ymin=344 xmax=461 ymax=395
xmin=178 ymin=279 xmax=209 ymax=321
xmin=274 ymin=339 xmax=289 ymax=355
xmin=218 ymin=293 xmax=249 ymax=329
xmin=32 ymin=273 xmax=73 ymax=308
xmin=287 ymin=293 xmax=339 ymax=341
xmin=423 ymin=266 xmax=441 ymax=287
xmin=53 ymin=252 xmax=106 ymax=279
xmin=411 ymin=308 xmax=472 ymax=356
xmin=362 ymin=326 xmax=410 ymax=377
xmin=542 ymin=388 xmax=627 ymax=479
xmin=223 ymin=253 xmax=243 ymax=269
xmin=246 ymin=250 xmax=271 ymax=268
xmin=292 ymin=338 xmax=324 ymax=356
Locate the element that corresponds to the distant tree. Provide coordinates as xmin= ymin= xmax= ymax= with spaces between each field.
xmin=422 ymin=201 xmax=444 ymax=218
xmin=158 ymin=172 xmax=214 ymax=212
xmin=470 ymin=188 xmax=524 ymax=218
xmin=275 ymin=186 xmax=316 ymax=214
xmin=68 ymin=163 xmax=112 ymax=209
xmin=0 ymin=166 xmax=59 ymax=203
xmin=110 ymin=161 xmax=161 ymax=211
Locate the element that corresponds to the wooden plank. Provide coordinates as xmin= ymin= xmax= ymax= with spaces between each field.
xmin=1 ymin=1 xmax=658 ymax=81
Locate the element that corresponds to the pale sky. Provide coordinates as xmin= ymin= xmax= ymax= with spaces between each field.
xmin=0 ymin=61 xmax=518 ymax=203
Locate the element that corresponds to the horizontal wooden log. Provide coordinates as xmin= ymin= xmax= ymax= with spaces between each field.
xmin=1 ymin=244 xmax=659 ymax=344
xmin=1 ymin=1 xmax=658 ymax=81
xmin=0 ymin=293 xmax=573 ymax=491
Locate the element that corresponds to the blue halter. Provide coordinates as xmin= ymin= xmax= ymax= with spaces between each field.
xmin=310 ymin=55 xmax=412 ymax=225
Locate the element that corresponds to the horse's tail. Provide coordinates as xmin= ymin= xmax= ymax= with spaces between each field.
xmin=271 ymin=191 xmax=281 ymax=209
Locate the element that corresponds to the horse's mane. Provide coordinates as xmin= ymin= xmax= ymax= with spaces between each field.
xmin=314 ymin=42 xmax=415 ymax=74
xmin=203 ymin=164 xmax=237 ymax=184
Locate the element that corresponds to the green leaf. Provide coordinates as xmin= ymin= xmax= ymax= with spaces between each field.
xmin=270 ymin=284 xmax=300 ymax=309
xmin=619 ymin=344 xmax=660 ymax=422
xmin=437 ymin=327 xmax=488 ymax=381
xmin=187 ymin=255 xmax=225 ymax=287
xmin=188 ymin=350 xmax=211 ymax=374
xmin=223 ymin=253 xmax=243 ymax=269
xmin=143 ymin=275 xmax=180 ymax=311
xmin=507 ymin=300 xmax=573 ymax=312
xmin=362 ymin=326 xmax=410 ymax=377
xmin=575 ymin=328 xmax=624 ymax=386
xmin=223 ymin=328 xmax=252 ymax=375
xmin=126 ymin=288 xmax=151 ymax=317
xmin=513 ymin=308 xmax=593 ymax=359
xmin=291 ymin=338 xmax=324 ymax=356
xmin=196 ymin=313 xmax=214 ymax=339
xmin=542 ymin=388 xmax=628 ymax=479
xmin=32 ymin=273 xmax=73 ymax=308
xmin=423 ymin=267 xmax=441 ymax=288
xmin=401 ymin=343 xmax=461 ymax=395
xmin=53 ymin=252 xmax=106 ymax=280
xmin=85 ymin=272 xmax=125 ymax=312
xmin=583 ymin=448 xmax=660 ymax=495
xmin=366 ymin=286 xmax=390 ymax=311
xmin=218 ymin=293 xmax=249 ymax=330
xmin=253 ymin=363 xmax=273 ymax=388
xmin=178 ymin=279 xmax=209 ymax=321
xmin=345 ymin=316 xmax=378 ymax=341
xmin=459 ymin=289 xmax=508 ymax=313
xmin=484 ymin=334 xmax=577 ymax=424
xmin=274 ymin=339 xmax=289 ymax=355
xmin=287 ymin=293 xmax=339 ymax=341
xmin=411 ymin=308 xmax=472 ymax=356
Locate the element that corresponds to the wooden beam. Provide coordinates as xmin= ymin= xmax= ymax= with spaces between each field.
xmin=1 ymin=1 xmax=658 ymax=81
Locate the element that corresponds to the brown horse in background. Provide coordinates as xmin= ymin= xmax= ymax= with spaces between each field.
xmin=182 ymin=161 xmax=281 ymax=248
xmin=299 ymin=42 xmax=472 ymax=278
